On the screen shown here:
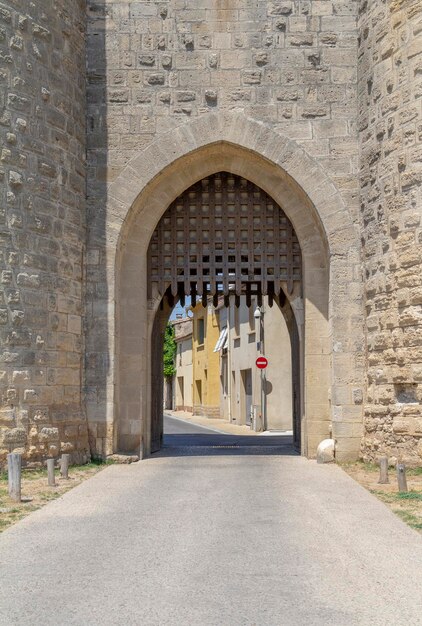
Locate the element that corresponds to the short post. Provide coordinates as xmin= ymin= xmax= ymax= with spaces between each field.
xmin=397 ymin=463 xmax=408 ymax=493
xmin=47 ymin=458 xmax=56 ymax=486
xmin=378 ymin=456 xmax=389 ymax=484
xmin=7 ymin=453 xmax=22 ymax=502
xmin=60 ymin=454 xmax=70 ymax=480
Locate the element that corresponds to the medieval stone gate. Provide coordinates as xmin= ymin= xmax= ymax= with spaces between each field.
xmin=102 ymin=127 xmax=364 ymax=462
xmin=1 ymin=1 xmax=420 ymax=469
xmin=147 ymin=171 xmax=302 ymax=453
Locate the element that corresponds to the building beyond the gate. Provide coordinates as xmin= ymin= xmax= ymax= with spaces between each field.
xmin=219 ymin=297 xmax=293 ymax=432
xmin=0 ymin=1 xmax=421 ymax=467
xmin=175 ymin=296 xmax=292 ymax=431
xmin=173 ymin=316 xmax=193 ymax=413
xmin=191 ymin=302 xmax=221 ymax=419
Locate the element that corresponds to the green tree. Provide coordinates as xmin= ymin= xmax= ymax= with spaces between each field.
xmin=163 ymin=323 xmax=177 ymax=379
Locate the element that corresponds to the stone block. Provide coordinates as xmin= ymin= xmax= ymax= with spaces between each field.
xmin=335 ymin=438 xmax=361 ymax=462
xmin=3 ymin=427 xmax=27 ymax=446
xmin=67 ymin=315 xmax=81 ymax=335
xmin=39 ymin=427 xmax=59 ymax=443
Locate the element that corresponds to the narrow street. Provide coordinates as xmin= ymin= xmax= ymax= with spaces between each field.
xmin=1 ymin=418 xmax=422 ymax=626
xmin=162 ymin=413 xmax=295 ymax=451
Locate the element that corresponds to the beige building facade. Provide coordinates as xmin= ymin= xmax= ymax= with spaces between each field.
xmin=0 ymin=1 xmax=421 ymax=467
xmin=191 ymin=302 xmax=221 ymax=419
xmin=218 ymin=297 xmax=293 ymax=433
xmin=173 ymin=317 xmax=193 ymax=413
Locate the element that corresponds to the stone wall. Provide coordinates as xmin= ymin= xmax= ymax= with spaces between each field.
xmin=86 ymin=0 xmax=365 ymax=459
xmin=0 ymin=1 xmax=89 ymax=467
xmin=87 ymin=0 xmax=360 ymax=190
xmin=0 ymin=0 xmax=417 ymax=464
xmin=359 ymin=0 xmax=422 ymax=464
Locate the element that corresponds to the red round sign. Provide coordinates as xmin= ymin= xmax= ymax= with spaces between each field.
xmin=256 ymin=356 xmax=268 ymax=369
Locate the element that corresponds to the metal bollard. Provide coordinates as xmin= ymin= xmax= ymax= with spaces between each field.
xmin=378 ymin=456 xmax=389 ymax=484
xmin=397 ymin=463 xmax=408 ymax=493
xmin=60 ymin=454 xmax=70 ymax=480
xmin=7 ymin=453 xmax=22 ymax=502
xmin=47 ymin=458 xmax=56 ymax=486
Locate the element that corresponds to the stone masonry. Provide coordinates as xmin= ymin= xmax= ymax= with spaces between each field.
xmin=359 ymin=0 xmax=422 ymax=464
xmin=0 ymin=1 xmax=89 ymax=467
xmin=86 ymin=0 xmax=364 ymax=460
xmin=0 ymin=0 xmax=421 ymax=465
xmin=87 ymin=1 xmax=360 ymax=192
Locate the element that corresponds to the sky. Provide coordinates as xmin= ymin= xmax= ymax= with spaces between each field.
xmin=169 ymin=297 xmax=192 ymax=320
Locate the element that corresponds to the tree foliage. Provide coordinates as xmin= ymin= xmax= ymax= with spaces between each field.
xmin=163 ymin=323 xmax=177 ymax=379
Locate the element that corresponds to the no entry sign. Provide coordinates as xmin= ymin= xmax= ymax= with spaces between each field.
xmin=256 ymin=356 xmax=268 ymax=369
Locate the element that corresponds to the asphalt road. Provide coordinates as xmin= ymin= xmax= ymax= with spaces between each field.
xmin=164 ymin=413 xmax=221 ymax=435
xmin=162 ymin=414 xmax=295 ymax=453
xmin=1 ymin=419 xmax=422 ymax=625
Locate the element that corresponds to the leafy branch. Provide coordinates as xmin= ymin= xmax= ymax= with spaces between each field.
xmin=163 ymin=323 xmax=177 ymax=379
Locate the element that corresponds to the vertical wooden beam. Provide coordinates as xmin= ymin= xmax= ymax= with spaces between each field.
xmin=47 ymin=458 xmax=56 ymax=486
xmin=378 ymin=456 xmax=389 ymax=484
xmin=397 ymin=463 xmax=408 ymax=493
xmin=7 ymin=453 xmax=21 ymax=502
xmin=60 ymin=454 xmax=70 ymax=480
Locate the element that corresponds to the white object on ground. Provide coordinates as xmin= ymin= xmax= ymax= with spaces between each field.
xmin=316 ymin=439 xmax=335 ymax=464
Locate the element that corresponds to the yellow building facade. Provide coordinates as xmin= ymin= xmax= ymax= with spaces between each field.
xmin=191 ymin=302 xmax=221 ymax=419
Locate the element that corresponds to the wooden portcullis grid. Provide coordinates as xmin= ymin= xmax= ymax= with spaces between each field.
xmin=148 ymin=172 xmax=302 ymax=307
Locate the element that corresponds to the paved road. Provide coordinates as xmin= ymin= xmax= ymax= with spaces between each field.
xmin=163 ymin=414 xmax=295 ymax=452
xmin=164 ymin=413 xmax=223 ymax=435
xmin=1 ymin=420 xmax=422 ymax=626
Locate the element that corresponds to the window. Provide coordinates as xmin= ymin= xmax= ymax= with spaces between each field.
xmin=197 ymin=318 xmax=205 ymax=345
xmin=195 ymin=379 xmax=202 ymax=404
xmin=221 ymin=358 xmax=228 ymax=396
xmin=213 ymin=326 xmax=228 ymax=352
xmin=249 ymin=298 xmax=256 ymax=331
xmin=234 ymin=305 xmax=240 ymax=337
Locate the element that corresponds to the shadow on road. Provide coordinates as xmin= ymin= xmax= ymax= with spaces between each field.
xmin=155 ymin=433 xmax=298 ymax=458
xmin=152 ymin=415 xmax=298 ymax=457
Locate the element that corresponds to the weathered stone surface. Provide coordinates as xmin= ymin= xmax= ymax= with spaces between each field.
xmin=316 ymin=439 xmax=335 ymax=464
xmin=85 ymin=0 xmax=363 ymax=461
xmin=3 ymin=427 xmax=27 ymax=446
xmin=359 ymin=0 xmax=422 ymax=464
xmin=106 ymin=454 xmax=139 ymax=464
xmin=39 ymin=427 xmax=59 ymax=442
xmin=0 ymin=0 xmax=420 ymax=466
xmin=0 ymin=0 xmax=89 ymax=468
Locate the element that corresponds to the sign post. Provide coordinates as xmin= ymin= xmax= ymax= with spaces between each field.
xmin=256 ymin=356 xmax=268 ymax=431
xmin=254 ymin=306 xmax=267 ymax=432
xmin=256 ymin=356 xmax=268 ymax=369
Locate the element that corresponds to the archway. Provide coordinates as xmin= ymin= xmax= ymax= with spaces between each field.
xmin=89 ymin=112 xmax=363 ymax=462
xmin=147 ymin=172 xmax=303 ymax=453
xmin=114 ymin=141 xmax=333 ymax=459
xmin=149 ymin=288 xmax=301 ymax=455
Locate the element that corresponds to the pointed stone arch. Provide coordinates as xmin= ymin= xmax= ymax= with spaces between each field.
xmin=147 ymin=171 xmax=304 ymax=453
xmin=86 ymin=112 xmax=364 ymax=461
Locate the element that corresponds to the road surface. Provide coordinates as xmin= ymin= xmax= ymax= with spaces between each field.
xmin=162 ymin=413 xmax=295 ymax=452
xmin=1 ymin=417 xmax=422 ymax=625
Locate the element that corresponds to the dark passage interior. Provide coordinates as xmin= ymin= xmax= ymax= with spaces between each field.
xmin=148 ymin=172 xmax=303 ymax=457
